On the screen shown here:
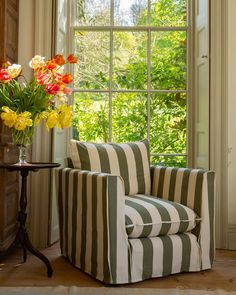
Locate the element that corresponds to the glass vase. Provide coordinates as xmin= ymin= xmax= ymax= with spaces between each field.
xmin=13 ymin=128 xmax=34 ymax=165
xmin=17 ymin=144 xmax=28 ymax=165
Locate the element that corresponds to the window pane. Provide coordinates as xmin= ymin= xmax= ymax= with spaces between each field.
xmin=73 ymin=93 xmax=109 ymax=142
xmin=72 ymin=0 xmax=110 ymax=26
xmin=150 ymin=154 xmax=187 ymax=167
xmin=113 ymin=32 xmax=147 ymax=90
xmin=74 ymin=31 xmax=110 ymax=89
xmin=114 ymin=0 xmax=148 ymax=26
xmin=150 ymin=0 xmax=187 ymax=27
xmin=151 ymin=31 xmax=187 ymax=90
xmin=150 ymin=93 xmax=187 ymax=167
xmin=112 ymin=93 xmax=147 ymax=142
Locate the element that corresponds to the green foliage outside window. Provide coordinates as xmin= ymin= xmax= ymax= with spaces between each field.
xmin=72 ymin=0 xmax=187 ymax=167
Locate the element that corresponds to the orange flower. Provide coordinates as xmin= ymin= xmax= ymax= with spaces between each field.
xmin=62 ymin=73 xmax=73 ymax=84
xmin=47 ymin=60 xmax=57 ymax=70
xmin=53 ymin=54 xmax=65 ymax=66
xmin=67 ymin=54 xmax=78 ymax=64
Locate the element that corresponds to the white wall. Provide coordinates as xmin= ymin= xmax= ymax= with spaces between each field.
xmin=227 ymin=0 xmax=236 ymax=248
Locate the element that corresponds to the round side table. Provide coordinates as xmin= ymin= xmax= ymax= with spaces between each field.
xmin=0 ymin=162 xmax=60 ymax=277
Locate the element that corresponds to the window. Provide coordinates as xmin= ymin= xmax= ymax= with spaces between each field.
xmin=69 ymin=0 xmax=189 ymax=167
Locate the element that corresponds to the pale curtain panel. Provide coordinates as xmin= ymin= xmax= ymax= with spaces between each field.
xmin=19 ymin=0 xmax=55 ymax=248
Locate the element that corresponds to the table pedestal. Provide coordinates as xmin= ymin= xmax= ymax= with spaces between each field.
xmin=0 ymin=162 xmax=60 ymax=277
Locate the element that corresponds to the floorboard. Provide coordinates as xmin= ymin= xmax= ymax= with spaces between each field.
xmin=0 ymin=243 xmax=235 ymax=291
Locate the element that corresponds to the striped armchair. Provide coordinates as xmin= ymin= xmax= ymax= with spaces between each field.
xmin=55 ymin=141 xmax=215 ymax=284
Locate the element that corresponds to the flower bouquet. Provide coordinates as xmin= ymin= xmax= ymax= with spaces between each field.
xmin=0 ymin=54 xmax=77 ymax=163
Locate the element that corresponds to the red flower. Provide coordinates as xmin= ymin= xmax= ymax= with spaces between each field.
xmin=53 ymin=54 xmax=65 ymax=66
xmin=36 ymin=71 xmax=50 ymax=85
xmin=62 ymin=73 xmax=73 ymax=84
xmin=67 ymin=54 xmax=78 ymax=64
xmin=45 ymin=83 xmax=60 ymax=95
xmin=0 ymin=69 xmax=11 ymax=83
xmin=47 ymin=60 xmax=57 ymax=70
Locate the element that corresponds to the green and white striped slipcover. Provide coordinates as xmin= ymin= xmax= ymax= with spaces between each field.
xmin=55 ymin=165 xmax=215 ymax=284
xmin=69 ymin=139 xmax=151 ymax=195
xmin=125 ymin=195 xmax=200 ymax=238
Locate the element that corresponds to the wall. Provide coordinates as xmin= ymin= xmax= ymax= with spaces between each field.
xmin=227 ymin=0 xmax=236 ymax=249
xmin=18 ymin=0 xmax=34 ymax=81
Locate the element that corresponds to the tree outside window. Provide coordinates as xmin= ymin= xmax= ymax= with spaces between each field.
xmin=72 ymin=0 xmax=188 ymax=167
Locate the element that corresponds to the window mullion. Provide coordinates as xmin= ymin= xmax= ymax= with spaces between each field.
xmin=72 ymin=25 xmax=187 ymax=31
xmin=73 ymin=88 xmax=188 ymax=93
xmin=109 ymin=28 xmax=113 ymax=143
xmin=147 ymin=24 xmax=151 ymax=142
xmin=109 ymin=0 xmax=115 ymax=142
xmin=73 ymin=89 xmax=188 ymax=93
xmin=148 ymin=0 xmax=151 ymax=24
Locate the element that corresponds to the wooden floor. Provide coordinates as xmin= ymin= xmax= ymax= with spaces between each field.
xmin=0 ymin=242 xmax=235 ymax=291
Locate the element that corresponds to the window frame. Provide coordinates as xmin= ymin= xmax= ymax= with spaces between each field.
xmin=66 ymin=0 xmax=193 ymax=166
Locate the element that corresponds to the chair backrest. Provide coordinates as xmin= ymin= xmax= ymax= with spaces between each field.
xmin=69 ymin=139 xmax=151 ymax=195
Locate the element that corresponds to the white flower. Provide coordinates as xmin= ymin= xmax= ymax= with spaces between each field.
xmin=7 ymin=64 xmax=21 ymax=78
xmin=56 ymin=91 xmax=68 ymax=103
xmin=55 ymin=65 xmax=64 ymax=74
xmin=29 ymin=55 xmax=45 ymax=70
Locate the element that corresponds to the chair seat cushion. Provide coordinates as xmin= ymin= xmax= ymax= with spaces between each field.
xmin=125 ymin=195 xmax=200 ymax=238
xmin=69 ymin=139 xmax=151 ymax=195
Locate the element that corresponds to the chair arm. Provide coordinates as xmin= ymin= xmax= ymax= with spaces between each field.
xmin=151 ymin=166 xmax=215 ymax=268
xmin=55 ymin=167 xmax=130 ymax=284
xmin=151 ymin=166 xmax=215 ymax=214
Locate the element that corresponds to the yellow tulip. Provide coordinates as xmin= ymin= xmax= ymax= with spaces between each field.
xmin=0 ymin=106 xmax=17 ymax=128
xmin=14 ymin=112 xmax=33 ymax=130
xmin=57 ymin=104 xmax=72 ymax=129
xmin=45 ymin=110 xmax=59 ymax=129
xmin=35 ymin=112 xmax=47 ymax=126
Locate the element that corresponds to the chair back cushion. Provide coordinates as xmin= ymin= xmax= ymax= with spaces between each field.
xmin=125 ymin=195 xmax=200 ymax=238
xmin=69 ymin=139 xmax=151 ymax=195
